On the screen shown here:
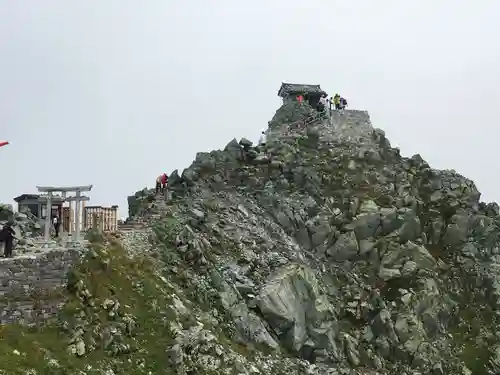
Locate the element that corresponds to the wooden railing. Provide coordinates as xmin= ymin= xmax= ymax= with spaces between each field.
xmin=281 ymin=110 xmax=329 ymax=135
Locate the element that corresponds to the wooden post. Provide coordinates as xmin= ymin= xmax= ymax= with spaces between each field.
xmin=65 ymin=194 xmax=90 ymax=241
xmin=74 ymin=191 xmax=81 ymax=241
xmin=69 ymin=201 xmax=73 ymax=234
xmin=43 ymin=192 xmax=52 ymax=241
xmin=92 ymin=213 xmax=98 ymax=231
xmin=82 ymin=200 xmax=87 ymax=230
xmin=60 ymin=192 xmax=66 ymax=237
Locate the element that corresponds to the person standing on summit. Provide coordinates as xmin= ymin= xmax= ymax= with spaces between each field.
xmin=339 ymin=97 xmax=348 ymax=114
xmin=318 ymin=93 xmax=328 ymax=117
xmin=333 ymin=94 xmax=341 ymax=111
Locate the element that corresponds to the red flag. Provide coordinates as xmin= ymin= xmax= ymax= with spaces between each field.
xmin=0 ymin=141 xmax=9 ymax=148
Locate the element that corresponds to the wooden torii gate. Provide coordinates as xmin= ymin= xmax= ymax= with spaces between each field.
xmin=36 ymin=185 xmax=93 ymax=242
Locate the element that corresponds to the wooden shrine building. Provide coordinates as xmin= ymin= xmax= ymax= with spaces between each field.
xmin=277 ymin=82 xmax=327 ymax=106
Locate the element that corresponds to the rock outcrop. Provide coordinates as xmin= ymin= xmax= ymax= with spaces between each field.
xmin=140 ymin=102 xmax=498 ymax=374
xmin=0 ymin=203 xmax=47 ymax=254
xmin=0 ymin=204 xmax=42 ymax=240
xmin=1 ymin=101 xmax=499 ymax=375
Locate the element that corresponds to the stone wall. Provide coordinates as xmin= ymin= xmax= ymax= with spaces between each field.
xmin=267 ymin=108 xmax=374 ymax=144
xmin=0 ymin=249 xmax=81 ymax=324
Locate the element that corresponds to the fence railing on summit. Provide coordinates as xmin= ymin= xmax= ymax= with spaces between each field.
xmin=281 ymin=110 xmax=329 ymax=136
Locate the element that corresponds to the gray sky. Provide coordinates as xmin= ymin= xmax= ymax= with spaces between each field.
xmin=1 ymin=1 xmax=499 ymax=218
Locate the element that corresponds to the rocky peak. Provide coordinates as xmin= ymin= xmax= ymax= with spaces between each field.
xmin=122 ymin=101 xmax=500 ymax=374
xmin=4 ymin=101 xmax=499 ymax=375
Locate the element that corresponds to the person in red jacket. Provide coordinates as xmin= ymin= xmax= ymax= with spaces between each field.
xmin=161 ymin=173 xmax=168 ymax=194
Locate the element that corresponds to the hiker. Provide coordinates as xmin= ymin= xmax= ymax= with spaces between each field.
xmin=329 ymin=96 xmax=334 ymax=114
xmin=339 ymin=97 xmax=348 ymax=114
xmin=161 ymin=173 xmax=168 ymax=194
xmin=333 ymin=94 xmax=340 ymax=110
xmin=257 ymin=131 xmax=267 ymax=153
xmin=297 ymin=94 xmax=304 ymax=103
xmin=259 ymin=131 xmax=267 ymax=147
xmin=53 ymin=214 xmax=61 ymax=237
xmin=155 ymin=175 xmax=162 ymax=194
xmin=317 ymin=94 xmax=327 ymax=115
xmin=0 ymin=221 xmax=16 ymax=258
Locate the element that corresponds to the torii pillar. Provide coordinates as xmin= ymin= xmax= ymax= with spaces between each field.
xmin=60 ymin=191 xmax=66 ymax=237
xmin=44 ymin=192 xmax=53 ymax=240
xmin=66 ymin=192 xmax=90 ymax=242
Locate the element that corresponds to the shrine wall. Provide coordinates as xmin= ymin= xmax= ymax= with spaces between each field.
xmin=0 ymin=249 xmax=81 ymax=324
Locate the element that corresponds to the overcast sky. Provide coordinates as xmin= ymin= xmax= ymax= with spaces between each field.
xmin=1 ymin=1 xmax=499 ymax=218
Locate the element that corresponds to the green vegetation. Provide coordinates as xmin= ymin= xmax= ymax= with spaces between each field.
xmin=447 ymin=271 xmax=497 ymax=375
xmin=0 ymin=236 xmax=178 ymax=375
xmin=450 ymin=305 xmax=494 ymax=375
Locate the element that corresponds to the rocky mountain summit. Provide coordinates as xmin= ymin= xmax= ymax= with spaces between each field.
xmin=124 ymin=102 xmax=500 ymax=375
xmin=2 ymin=102 xmax=500 ymax=375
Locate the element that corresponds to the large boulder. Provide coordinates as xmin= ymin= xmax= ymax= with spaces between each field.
xmin=257 ymin=264 xmax=336 ymax=354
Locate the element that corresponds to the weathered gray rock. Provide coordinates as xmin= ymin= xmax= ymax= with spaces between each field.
xmin=112 ymin=102 xmax=500 ymax=375
xmin=257 ymin=264 xmax=335 ymax=354
xmin=381 ymin=241 xmax=436 ymax=273
xmin=379 ymin=267 xmax=401 ymax=281
xmin=326 ymin=231 xmax=358 ymax=260
xmin=239 ymin=137 xmax=253 ymax=148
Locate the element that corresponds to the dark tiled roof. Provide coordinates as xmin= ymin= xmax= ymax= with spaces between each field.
xmin=13 ymin=194 xmax=40 ymax=202
xmin=14 ymin=193 xmax=65 ymax=203
xmin=278 ymin=82 xmax=325 ymax=97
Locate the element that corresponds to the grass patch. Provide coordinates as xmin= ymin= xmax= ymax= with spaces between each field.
xmin=0 ymin=236 xmax=179 ymax=375
xmin=450 ymin=306 xmax=494 ymax=375
xmin=446 ymin=269 xmax=498 ymax=375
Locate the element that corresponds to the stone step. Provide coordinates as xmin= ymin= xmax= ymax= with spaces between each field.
xmin=119 ymin=222 xmax=145 ymax=228
xmin=119 ymin=223 xmax=145 ymax=231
